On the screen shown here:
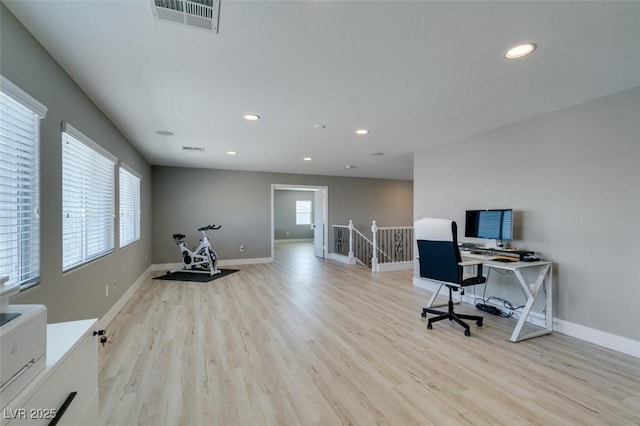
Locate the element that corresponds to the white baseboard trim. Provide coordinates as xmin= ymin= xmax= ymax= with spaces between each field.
xmin=378 ymin=261 xmax=413 ymax=272
xmin=218 ymin=257 xmax=273 ymax=266
xmin=326 ymin=253 xmax=356 ymax=265
xmin=326 ymin=256 xmax=412 ymax=271
xmin=153 ymin=257 xmax=273 ymax=273
xmin=553 ymin=318 xmax=640 ymax=358
xmin=98 ymin=265 xmax=152 ymax=330
xmin=275 ymin=238 xmax=313 ymax=243
xmin=413 ymin=277 xmax=639 ymax=358
xmin=150 ymin=262 xmax=179 ymax=271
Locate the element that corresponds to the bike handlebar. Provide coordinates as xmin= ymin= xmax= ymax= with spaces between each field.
xmin=197 ymin=224 xmax=222 ymax=232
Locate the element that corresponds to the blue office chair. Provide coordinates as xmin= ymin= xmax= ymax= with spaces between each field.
xmin=415 ymin=217 xmax=484 ymax=336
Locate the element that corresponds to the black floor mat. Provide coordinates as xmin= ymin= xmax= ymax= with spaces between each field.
xmin=153 ymin=268 xmax=239 ymax=282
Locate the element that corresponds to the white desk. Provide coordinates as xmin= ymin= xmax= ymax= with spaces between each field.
xmin=461 ymin=253 xmax=553 ymax=342
xmin=3 ymin=319 xmax=99 ymax=426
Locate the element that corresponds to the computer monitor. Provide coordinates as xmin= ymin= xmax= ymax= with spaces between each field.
xmin=465 ymin=209 xmax=513 ymax=241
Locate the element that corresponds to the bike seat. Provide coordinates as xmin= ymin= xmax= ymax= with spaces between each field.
xmin=172 ymin=233 xmax=185 ymax=240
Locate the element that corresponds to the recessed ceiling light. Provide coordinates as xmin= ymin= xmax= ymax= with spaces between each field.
xmin=303 ymin=157 xmax=312 ymax=161
xmin=345 ymin=165 xmax=356 ymax=169
xmin=243 ymin=114 xmax=260 ymax=121
xmin=227 ymin=151 xmax=237 ymax=155
xmin=504 ymin=43 xmax=537 ymax=59
xmin=156 ymin=130 xmax=174 ymax=136
xmin=356 ymin=129 xmax=369 ymax=135
xmin=372 ymin=152 xmax=384 ymax=156
xmin=313 ymin=124 xmax=326 ymax=129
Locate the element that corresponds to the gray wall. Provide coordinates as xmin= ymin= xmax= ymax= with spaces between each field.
xmin=274 ymin=190 xmax=314 ymax=240
xmin=152 ymin=167 xmax=413 ymax=263
xmin=414 ymin=87 xmax=640 ymax=341
xmin=1 ymin=4 xmax=153 ymax=323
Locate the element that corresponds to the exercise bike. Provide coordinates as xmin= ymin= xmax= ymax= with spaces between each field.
xmin=169 ymin=224 xmax=221 ymax=276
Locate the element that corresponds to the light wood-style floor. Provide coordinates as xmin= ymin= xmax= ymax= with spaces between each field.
xmin=99 ymin=242 xmax=640 ymax=425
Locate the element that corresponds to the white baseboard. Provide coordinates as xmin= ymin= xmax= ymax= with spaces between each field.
xmin=218 ymin=257 xmax=273 ymax=266
xmin=378 ymin=261 xmax=413 ymax=272
xmin=553 ymin=318 xmax=640 ymax=358
xmin=150 ymin=262 xmax=179 ymax=271
xmin=326 ymin=255 xmax=411 ymax=271
xmin=153 ymin=257 xmax=273 ymax=274
xmin=413 ymin=277 xmax=639 ymax=358
xmin=98 ymin=265 xmax=152 ymax=330
xmin=275 ymin=238 xmax=313 ymax=243
xmin=326 ymin=253 xmax=356 ymax=265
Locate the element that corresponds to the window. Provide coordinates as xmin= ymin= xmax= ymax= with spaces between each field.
xmin=0 ymin=76 xmax=47 ymax=288
xmin=295 ymin=200 xmax=312 ymax=225
xmin=119 ymin=164 xmax=140 ymax=248
xmin=62 ymin=122 xmax=116 ymax=271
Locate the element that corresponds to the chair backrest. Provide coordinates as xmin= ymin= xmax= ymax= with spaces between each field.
xmin=415 ymin=217 xmax=462 ymax=284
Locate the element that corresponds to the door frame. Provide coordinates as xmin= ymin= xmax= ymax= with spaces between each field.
xmin=271 ymin=184 xmax=329 ymax=259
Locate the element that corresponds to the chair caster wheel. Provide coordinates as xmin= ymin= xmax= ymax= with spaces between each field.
xmin=477 ymin=319 xmax=483 ymax=327
xmin=464 ymin=329 xmax=471 ymax=337
xmin=421 ymin=311 xmax=427 ymax=318
xmin=427 ymin=323 xmax=432 ymax=330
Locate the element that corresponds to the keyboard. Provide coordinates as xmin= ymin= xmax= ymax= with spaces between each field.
xmin=459 ymin=243 xmax=477 ymax=249
xmin=490 ymin=257 xmax=517 ymax=263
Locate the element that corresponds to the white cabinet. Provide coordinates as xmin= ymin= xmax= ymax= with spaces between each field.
xmin=1 ymin=319 xmax=99 ymax=426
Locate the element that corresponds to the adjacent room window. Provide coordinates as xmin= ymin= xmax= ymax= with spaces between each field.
xmin=295 ymin=200 xmax=312 ymax=225
xmin=62 ymin=122 xmax=116 ymax=271
xmin=0 ymin=77 xmax=47 ymax=288
xmin=119 ymin=164 xmax=140 ymax=248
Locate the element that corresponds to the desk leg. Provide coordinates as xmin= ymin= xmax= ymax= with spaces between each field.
xmin=426 ymin=283 xmax=444 ymax=308
xmin=510 ymin=264 xmax=552 ymax=342
xmin=547 ymin=265 xmax=553 ymax=333
xmin=542 ymin=264 xmax=553 ymax=337
xmin=425 ymin=282 xmax=463 ymax=309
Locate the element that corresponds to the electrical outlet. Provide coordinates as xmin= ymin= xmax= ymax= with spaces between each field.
xmin=105 ymin=284 xmax=109 ymax=297
xmin=240 ymin=245 xmax=245 ymax=252
xmin=112 ymin=280 xmax=117 ymax=289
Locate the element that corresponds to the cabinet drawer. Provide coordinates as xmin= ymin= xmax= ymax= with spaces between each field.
xmin=6 ymin=333 xmax=97 ymax=426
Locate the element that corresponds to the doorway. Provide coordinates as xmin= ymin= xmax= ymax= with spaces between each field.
xmin=271 ymin=184 xmax=328 ymax=260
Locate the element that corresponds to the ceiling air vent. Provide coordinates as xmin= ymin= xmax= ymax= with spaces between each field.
xmin=151 ymin=0 xmax=220 ymax=33
xmin=182 ymin=146 xmax=205 ymax=152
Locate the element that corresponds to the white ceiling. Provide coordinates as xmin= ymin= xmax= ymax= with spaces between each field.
xmin=5 ymin=1 xmax=640 ymax=180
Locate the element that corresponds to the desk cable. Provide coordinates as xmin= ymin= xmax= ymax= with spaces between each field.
xmin=473 ymin=268 xmax=526 ymax=319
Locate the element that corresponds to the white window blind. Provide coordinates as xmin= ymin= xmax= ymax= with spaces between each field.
xmin=119 ymin=164 xmax=140 ymax=248
xmin=62 ymin=122 xmax=116 ymax=271
xmin=295 ymin=200 xmax=312 ymax=225
xmin=0 ymin=77 xmax=46 ymax=288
